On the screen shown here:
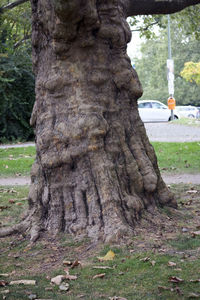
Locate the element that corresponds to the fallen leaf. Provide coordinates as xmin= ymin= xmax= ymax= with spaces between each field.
xmin=186 ymin=190 xmax=198 ymax=194
xmin=0 ymin=289 xmax=9 ymax=294
xmin=93 ymin=266 xmax=113 ymax=270
xmin=63 ymin=267 xmax=69 ymax=275
xmin=169 ymin=276 xmax=184 ymax=283
xmin=8 ymin=199 xmax=15 ymax=204
xmin=168 ymin=261 xmax=177 ymax=267
xmin=109 ymin=297 xmax=127 ymax=300
xmin=71 ymin=260 xmax=80 ymax=269
xmin=93 ymin=273 xmax=106 ymax=279
xmin=51 ymin=275 xmax=65 ymax=285
xmin=97 ymin=250 xmax=115 ymax=261
xmin=190 ymin=279 xmax=200 ymax=283
xmin=0 ymin=280 xmax=8 ymax=287
xmin=59 ymin=282 xmax=69 ymax=291
xmin=28 ymin=294 xmax=37 ymax=300
xmin=65 ymin=275 xmax=77 ymax=280
xmin=9 ymin=280 xmax=36 ymax=285
xmin=0 ymin=274 xmax=11 ymax=277
xmin=140 ymin=257 xmax=150 ymax=262
xmin=63 ymin=260 xmax=72 ymax=266
xmin=150 ymin=260 xmax=156 ymax=266
xmin=191 ymin=231 xmax=200 ymax=237
xmin=188 ymin=293 xmax=200 ymax=298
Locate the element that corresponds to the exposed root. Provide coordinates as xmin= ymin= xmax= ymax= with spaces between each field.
xmin=0 ymin=219 xmax=30 ymax=238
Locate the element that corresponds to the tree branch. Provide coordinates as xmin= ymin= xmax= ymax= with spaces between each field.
xmin=125 ymin=0 xmax=200 ymax=17
xmin=0 ymin=0 xmax=29 ymax=14
xmin=131 ymin=21 xmax=159 ymax=32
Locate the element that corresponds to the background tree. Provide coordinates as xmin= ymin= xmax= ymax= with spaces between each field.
xmin=180 ymin=61 xmax=200 ymax=86
xmin=1 ymin=0 xmax=200 ymax=243
xmin=134 ymin=16 xmax=200 ymax=105
xmin=0 ymin=0 xmax=35 ymax=142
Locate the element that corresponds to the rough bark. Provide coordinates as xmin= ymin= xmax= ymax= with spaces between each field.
xmin=3 ymin=0 xmax=200 ymax=242
xmin=21 ymin=0 xmax=178 ymax=243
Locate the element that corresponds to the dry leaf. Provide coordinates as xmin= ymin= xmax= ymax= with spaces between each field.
xmin=168 ymin=261 xmax=177 ymax=267
xmin=0 ymin=280 xmax=8 ymax=287
xmin=51 ymin=275 xmax=65 ymax=285
xmin=64 ymin=267 xmax=69 ymax=275
xmin=97 ymin=250 xmax=115 ymax=261
xmin=191 ymin=231 xmax=200 ymax=237
xmin=71 ymin=260 xmax=80 ymax=269
xmin=140 ymin=257 xmax=150 ymax=262
xmin=150 ymin=260 xmax=156 ymax=266
xmin=63 ymin=260 xmax=72 ymax=266
xmin=169 ymin=276 xmax=184 ymax=283
xmin=93 ymin=266 xmax=113 ymax=270
xmin=9 ymin=280 xmax=36 ymax=285
xmin=190 ymin=279 xmax=200 ymax=283
xmin=8 ymin=199 xmax=15 ymax=204
xmin=188 ymin=293 xmax=200 ymax=298
xmin=0 ymin=289 xmax=9 ymax=294
xmin=186 ymin=190 xmax=198 ymax=194
xmin=93 ymin=273 xmax=106 ymax=279
xmin=59 ymin=282 xmax=69 ymax=291
xmin=65 ymin=274 xmax=77 ymax=280
xmin=109 ymin=297 xmax=127 ymax=300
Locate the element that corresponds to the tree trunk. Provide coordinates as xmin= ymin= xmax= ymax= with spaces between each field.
xmin=28 ymin=0 xmax=177 ymax=242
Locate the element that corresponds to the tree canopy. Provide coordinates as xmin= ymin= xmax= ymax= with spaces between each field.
xmin=181 ymin=62 xmax=200 ymax=86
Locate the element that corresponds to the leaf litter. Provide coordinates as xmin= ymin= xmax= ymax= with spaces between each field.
xmin=1 ymin=185 xmax=200 ymax=298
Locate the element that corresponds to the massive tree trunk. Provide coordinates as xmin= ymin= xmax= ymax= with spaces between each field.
xmin=3 ymin=0 xmax=199 ymax=242
xmin=26 ymin=0 xmax=179 ymax=242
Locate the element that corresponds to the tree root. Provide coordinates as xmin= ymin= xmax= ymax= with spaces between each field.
xmin=0 ymin=211 xmax=39 ymax=240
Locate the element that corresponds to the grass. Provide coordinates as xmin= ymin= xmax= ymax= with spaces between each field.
xmin=0 ymin=147 xmax=35 ymax=177
xmin=0 ymin=141 xmax=200 ymax=177
xmin=152 ymin=141 xmax=200 ymax=173
xmin=172 ymin=117 xmax=200 ymax=127
xmin=0 ymin=186 xmax=29 ymax=226
xmin=1 ymin=184 xmax=200 ymax=299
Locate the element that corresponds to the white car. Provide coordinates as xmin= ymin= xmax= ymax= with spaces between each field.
xmin=138 ymin=100 xmax=180 ymax=122
xmin=175 ymin=106 xmax=199 ymax=119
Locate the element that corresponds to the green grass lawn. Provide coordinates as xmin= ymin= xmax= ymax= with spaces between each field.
xmin=0 ymin=142 xmax=200 ymax=177
xmin=0 ymin=147 xmax=35 ymax=177
xmin=153 ymin=142 xmax=200 ymax=173
xmin=172 ymin=117 xmax=200 ymax=127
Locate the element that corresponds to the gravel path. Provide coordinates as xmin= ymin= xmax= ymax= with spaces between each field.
xmin=0 ymin=173 xmax=200 ymax=186
xmin=144 ymin=122 xmax=200 ymax=142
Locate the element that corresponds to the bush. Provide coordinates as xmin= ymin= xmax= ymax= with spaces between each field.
xmin=0 ymin=50 xmax=35 ymax=142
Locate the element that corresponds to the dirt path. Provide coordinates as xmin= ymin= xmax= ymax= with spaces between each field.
xmin=0 ymin=173 xmax=200 ymax=186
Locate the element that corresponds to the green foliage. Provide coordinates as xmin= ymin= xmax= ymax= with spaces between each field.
xmin=134 ymin=15 xmax=200 ymax=106
xmin=128 ymin=5 xmax=200 ymax=40
xmin=180 ymin=61 xmax=200 ymax=85
xmin=0 ymin=50 xmax=35 ymax=142
xmin=0 ymin=0 xmax=35 ymax=142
